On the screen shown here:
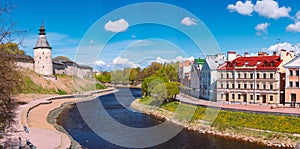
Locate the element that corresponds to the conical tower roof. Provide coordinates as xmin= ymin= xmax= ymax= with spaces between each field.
xmin=33 ymin=21 xmax=52 ymax=49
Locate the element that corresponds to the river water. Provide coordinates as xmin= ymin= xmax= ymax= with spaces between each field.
xmin=57 ymin=88 xmax=280 ymax=149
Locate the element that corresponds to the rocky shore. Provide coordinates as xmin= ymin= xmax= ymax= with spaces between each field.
xmin=131 ymin=99 xmax=298 ymax=148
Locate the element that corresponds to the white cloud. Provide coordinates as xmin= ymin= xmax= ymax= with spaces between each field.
xmin=295 ymin=11 xmax=300 ymax=21
xmin=255 ymin=22 xmax=270 ymax=35
xmin=263 ymin=42 xmax=300 ymax=54
xmin=227 ymin=1 xmax=254 ymax=16
xmin=104 ymin=19 xmax=129 ymax=33
xmin=286 ymin=21 xmax=300 ymax=33
xmin=254 ymin=0 xmax=291 ymax=19
xmin=181 ymin=17 xmax=197 ymax=26
xmin=112 ymin=56 xmax=140 ymax=68
xmin=147 ymin=56 xmax=195 ymax=64
xmin=93 ymin=60 xmax=106 ymax=66
xmin=227 ymin=0 xmax=291 ymax=19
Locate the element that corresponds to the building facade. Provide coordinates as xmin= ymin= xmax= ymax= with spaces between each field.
xmin=217 ymin=50 xmax=294 ymax=104
xmin=284 ymin=56 xmax=300 ymax=105
xmin=189 ymin=59 xmax=205 ymax=98
xmin=200 ymin=54 xmax=226 ymax=101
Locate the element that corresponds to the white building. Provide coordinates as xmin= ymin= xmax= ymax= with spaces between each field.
xmin=33 ymin=22 xmax=53 ymax=76
xmin=200 ymin=54 xmax=226 ymax=101
xmin=14 ymin=22 xmax=93 ymax=79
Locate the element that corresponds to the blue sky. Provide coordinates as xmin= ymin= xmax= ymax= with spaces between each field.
xmin=11 ymin=0 xmax=300 ymax=70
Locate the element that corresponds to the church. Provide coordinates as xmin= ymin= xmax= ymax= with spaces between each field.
xmin=14 ymin=22 xmax=93 ymax=79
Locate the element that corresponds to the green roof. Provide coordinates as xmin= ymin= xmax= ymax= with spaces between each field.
xmin=194 ymin=58 xmax=205 ymax=64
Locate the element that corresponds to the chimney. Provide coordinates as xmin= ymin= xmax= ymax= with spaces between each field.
xmin=227 ymin=51 xmax=237 ymax=61
xmin=273 ymin=51 xmax=279 ymax=56
xmin=244 ymin=52 xmax=249 ymax=57
xmin=258 ymin=52 xmax=268 ymax=56
xmin=280 ymin=49 xmax=287 ymax=60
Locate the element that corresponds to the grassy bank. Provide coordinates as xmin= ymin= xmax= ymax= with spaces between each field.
xmin=137 ymin=97 xmax=300 ymax=147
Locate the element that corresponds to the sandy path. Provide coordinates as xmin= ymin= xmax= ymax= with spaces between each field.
xmin=27 ymin=98 xmax=75 ymax=130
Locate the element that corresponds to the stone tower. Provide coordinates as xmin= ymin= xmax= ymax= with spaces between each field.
xmin=34 ymin=21 xmax=53 ymax=76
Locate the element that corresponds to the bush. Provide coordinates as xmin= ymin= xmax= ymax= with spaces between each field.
xmin=95 ymin=83 xmax=106 ymax=90
xmin=57 ymin=89 xmax=68 ymax=95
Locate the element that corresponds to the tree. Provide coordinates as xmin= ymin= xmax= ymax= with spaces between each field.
xmin=152 ymin=82 xmax=181 ymax=103
xmin=142 ymin=76 xmax=167 ymax=96
xmin=0 ymin=42 xmax=25 ymax=55
xmin=0 ymin=1 xmax=25 ymax=130
xmin=165 ymin=82 xmax=181 ymax=101
xmin=0 ymin=49 xmax=22 ymax=130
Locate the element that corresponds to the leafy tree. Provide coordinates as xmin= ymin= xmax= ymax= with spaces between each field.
xmin=152 ymin=81 xmax=182 ymax=103
xmin=142 ymin=76 xmax=167 ymax=96
xmin=0 ymin=42 xmax=25 ymax=55
xmin=95 ymin=71 xmax=111 ymax=83
xmin=165 ymin=82 xmax=181 ymax=101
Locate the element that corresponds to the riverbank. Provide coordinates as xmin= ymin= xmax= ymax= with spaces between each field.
xmin=1 ymin=88 xmax=117 ymax=149
xmin=131 ymin=98 xmax=299 ymax=148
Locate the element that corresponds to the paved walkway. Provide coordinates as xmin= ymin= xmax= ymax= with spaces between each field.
xmin=0 ymin=88 xmax=116 ymax=149
xmin=177 ymin=94 xmax=300 ymax=115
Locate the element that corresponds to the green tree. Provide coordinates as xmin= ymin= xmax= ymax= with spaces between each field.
xmin=142 ymin=76 xmax=167 ymax=96
xmin=0 ymin=42 xmax=25 ymax=55
xmin=95 ymin=71 xmax=111 ymax=83
xmin=165 ymin=82 xmax=181 ymax=101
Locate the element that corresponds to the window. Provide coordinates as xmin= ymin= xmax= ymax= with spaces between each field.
xmin=238 ymin=84 xmax=241 ymax=89
xmin=270 ymin=73 xmax=273 ymax=79
xmin=250 ymin=73 xmax=253 ymax=79
xmin=270 ymin=95 xmax=273 ymax=101
xmin=42 ymin=66 xmax=44 ymax=68
xmin=297 ymin=82 xmax=299 ymax=88
xmin=232 ymin=94 xmax=235 ymax=99
xmin=232 ymin=84 xmax=235 ymax=89
xmin=39 ymin=57 xmax=41 ymax=59
xmin=226 ymin=83 xmax=229 ymax=89
xmin=46 ymin=56 xmax=47 ymax=59
xmin=250 ymin=84 xmax=253 ymax=89
xmin=238 ymin=94 xmax=241 ymax=99
xmin=244 ymin=73 xmax=247 ymax=78
xmin=221 ymin=84 xmax=223 ymax=88
xmin=257 ymin=84 xmax=259 ymax=89
xmin=250 ymin=95 xmax=253 ymax=100
xmin=221 ymin=94 xmax=223 ymax=99
xmin=290 ymin=81 xmax=293 ymax=87
xmin=263 ymin=73 xmax=266 ymax=79
xmin=238 ymin=73 xmax=241 ymax=78
xmin=256 ymin=95 xmax=260 ymax=100
xmin=297 ymin=70 xmax=299 ymax=76
xmin=263 ymin=84 xmax=266 ymax=89
xmin=290 ymin=70 xmax=293 ymax=76
xmin=221 ymin=73 xmax=224 ymax=78
xmin=257 ymin=73 xmax=260 ymax=79
xmin=270 ymin=84 xmax=273 ymax=90
xmin=226 ymin=73 xmax=229 ymax=78
xmin=244 ymin=84 xmax=247 ymax=89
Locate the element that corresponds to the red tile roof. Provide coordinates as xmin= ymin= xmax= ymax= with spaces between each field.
xmin=218 ymin=56 xmax=282 ymax=70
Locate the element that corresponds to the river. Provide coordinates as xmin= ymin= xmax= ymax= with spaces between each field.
xmin=57 ymin=88 xmax=280 ymax=149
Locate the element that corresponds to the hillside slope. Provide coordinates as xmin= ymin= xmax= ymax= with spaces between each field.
xmin=19 ymin=69 xmax=105 ymax=95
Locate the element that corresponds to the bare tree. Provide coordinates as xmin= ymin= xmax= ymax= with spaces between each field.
xmin=0 ymin=1 xmax=25 ymax=131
